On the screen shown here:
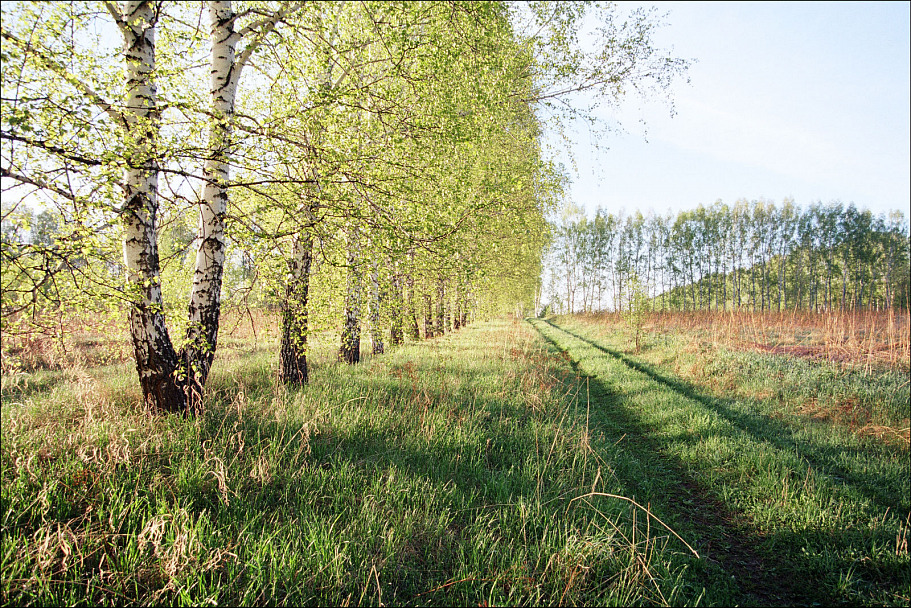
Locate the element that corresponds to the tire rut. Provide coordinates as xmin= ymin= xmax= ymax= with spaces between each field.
xmin=531 ymin=318 xmax=808 ymax=606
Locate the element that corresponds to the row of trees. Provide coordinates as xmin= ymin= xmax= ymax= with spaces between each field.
xmin=1 ymin=1 xmax=689 ymax=412
xmin=544 ymin=199 xmax=910 ymax=313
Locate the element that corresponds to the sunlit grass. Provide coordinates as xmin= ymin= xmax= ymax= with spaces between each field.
xmin=2 ymin=319 xmax=701 ymax=606
xmin=533 ymin=314 xmax=910 ymax=606
xmin=3 ymin=314 xmax=908 ymax=606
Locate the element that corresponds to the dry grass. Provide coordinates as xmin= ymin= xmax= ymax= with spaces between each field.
xmin=1 ymin=307 xmax=282 ymax=375
xmin=1 ymin=313 xmax=130 ymax=374
xmin=571 ymin=309 xmax=911 ymax=448
xmin=579 ymin=309 xmax=911 ymax=372
xmin=3 ymin=318 xmax=697 ymax=606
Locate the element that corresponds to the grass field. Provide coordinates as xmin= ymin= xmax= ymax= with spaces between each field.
xmin=532 ymin=314 xmax=909 ymax=606
xmin=1 ymin=313 xmax=909 ymax=605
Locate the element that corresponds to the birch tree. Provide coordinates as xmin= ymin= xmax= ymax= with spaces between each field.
xmin=1 ymin=1 xmax=295 ymax=411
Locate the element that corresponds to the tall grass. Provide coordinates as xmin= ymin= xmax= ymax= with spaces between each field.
xmin=579 ymin=309 xmax=910 ymax=372
xmin=0 ymin=308 xmax=286 ymax=375
xmin=1 ymin=319 xmax=706 ymax=606
xmin=533 ymin=316 xmax=910 ymax=606
xmin=4 ymin=312 xmax=907 ymax=605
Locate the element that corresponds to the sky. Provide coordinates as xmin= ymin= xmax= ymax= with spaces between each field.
xmin=548 ymin=1 xmax=911 ymax=220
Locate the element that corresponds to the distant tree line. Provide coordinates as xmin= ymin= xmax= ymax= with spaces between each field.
xmin=544 ymin=199 xmax=910 ymax=314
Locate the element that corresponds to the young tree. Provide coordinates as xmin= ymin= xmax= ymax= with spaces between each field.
xmin=622 ymin=274 xmax=651 ymax=353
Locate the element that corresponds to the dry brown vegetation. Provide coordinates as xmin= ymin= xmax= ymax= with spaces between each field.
xmin=570 ymin=309 xmax=911 ymax=447
xmin=579 ymin=309 xmax=911 ymax=373
xmin=1 ymin=308 xmax=282 ymax=375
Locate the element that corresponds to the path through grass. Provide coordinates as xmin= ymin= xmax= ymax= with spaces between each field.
xmin=529 ymin=316 xmax=910 ymax=606
xmin=2 ymin=317 xmax=907 ymax=605
xmin=1 ymin=319 xmax=696 ymax=606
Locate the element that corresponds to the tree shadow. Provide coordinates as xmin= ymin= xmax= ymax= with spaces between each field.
xmin=540 ymin=320 xmax=908 ymax=516
xmin=531 ymin=319 xmax=809 ymax=606
xmin=176 ymin=359 xmax=606 ymax=604
xmin=532 ymin=318 xmax=909 ymax=606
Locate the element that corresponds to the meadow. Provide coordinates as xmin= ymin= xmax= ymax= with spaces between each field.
xmin=1 ymin=311 xmax=908 ymax=606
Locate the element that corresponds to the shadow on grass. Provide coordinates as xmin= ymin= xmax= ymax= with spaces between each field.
xmin=533 ymin=318 xmax=910 ymax=606
xmin=187 ymin=328 xmax=790 ymax=604
xmin=541 ymin=319 xmax=908 ymax=516
xmin=179 ymin=357 xmax=602 ymax=604
xmin=1 ymin=371 xmax=72 ymax=402
xmin=530 ymin=320 xmax=808 ymax=606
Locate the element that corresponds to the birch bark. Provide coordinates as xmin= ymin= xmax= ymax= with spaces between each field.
xmin=183 ymin=0 xmax=291 ymax=401
xmin=280 ymin=223 xmax=313 ymax=383
xmin=369 ymin=252 xmax=384 ymax=355
xmin=279 ymin=4 xmax=335 ymax=383
xmin=435 ymin=276 xmax=446 ymax=335
xmin=453 ymin=275 xmax=462 ymax=330
xmin=423 ymin=286 xmax=434 ymax=339
xmin=389 ymin=265 xmax=404 ymax=345
xmin=181 ymin=0 xmax=238 ymax=402
xmin=406 ymin=249 xmax=421 ymax=340
xmin=460 ymin=276 xmax=470 ymax=328
xmin=117 ymin=1 xmax=186 ymax=413
xmin=118 ymin=0 xmax=289 ymax=410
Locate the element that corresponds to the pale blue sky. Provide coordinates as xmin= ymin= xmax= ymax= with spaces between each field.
xmin=550 ymin=1 xmax=911 ymax=219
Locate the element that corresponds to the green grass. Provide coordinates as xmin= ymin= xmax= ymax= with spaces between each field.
xmin=2 ymin=319 xmax=697 ymax=606
xmin=2 ymin=316 xmax=908 ymax=605
xmin=531 ymin=315 xmax=910 ymax=606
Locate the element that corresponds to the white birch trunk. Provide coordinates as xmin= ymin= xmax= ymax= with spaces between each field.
xmin=389 ymin=262 xmax=404 ymax=345
xmin=339 ymin=224 xmax=362 ymax=363
xmin=461 ymin=274 xmax=471 ymax=328
xmin=182 ymin=1 xmax=240 ymax=400
xmin=453 ymin=273 xmax=462 ymax=330
xmin=406 ymin=248 xmax=420 ymax=339
xmin=119 ymin=1 xmax=186 ymax=412
xmin=280 ymin=5 xmax=333 ymax=382
xmin=112 ymin=0 xmax=288 ymax=411
xmin=280 ymin=224 xmax=313 ymax=384
xmin=369 ymin=254 xmax=385 ymax=355
xmin=423 ymin=276 xmax=435 ymax=339
xmin=435 ymin=276 xmax=445 ymax=335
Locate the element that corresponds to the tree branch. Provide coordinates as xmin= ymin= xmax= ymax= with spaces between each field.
xmin=0 ymin=28 xmax=125 ymax=128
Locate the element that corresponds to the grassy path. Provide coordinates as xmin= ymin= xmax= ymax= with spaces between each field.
xmin=529 ymin=317 xmax=910 ymax=606
xmin=2 ymin=319 xmax=701 ymax=606
xmin=3 ymin=317 xmax=907 ymax=605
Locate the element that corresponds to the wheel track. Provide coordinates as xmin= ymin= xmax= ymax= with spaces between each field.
xmin=530 ymin=318 xmax=807 ymax=606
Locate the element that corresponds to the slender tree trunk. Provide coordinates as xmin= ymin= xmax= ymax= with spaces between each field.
xmin=181 ymin=0 xmax=243 ymax=405
xmin=735 ymin=262 xmax=741 ymax=309
xmin=841 ymin=264 xmax=849 ymax=311
xmin=389 ymin=264 xmax=404 ymax=345
xmin=721 ymin=257 xmax=734 ymax=310
xmin=444 ymin=277 xmax=452 ymax=330
xmin=423 ymin=284 xmax=434 ymax=339
xmin=778 ymin=255 xmax=785 ymax=311
xmin=750 ymin=259 xmax=756 ymax=311
xmin=461 ymin=275 xmax=471 ymax=327
xmin=453 ymin=274 xmax=462 ymax=330
xmin=690 ymin=263 xmax=697 ymax=311
xmin=436 ymin=276 xmax=446 ymax=335
xmin=886 ymin=256 xmax=894 ymax=309
xmin=405 ymin=253 xmax=420 ymax=340
xmin=369 ymin=252 xmax=384 ymax=355
xmin=280 ymin=229 xmax=313 ymax=383
xmin=120 ymin=1 xmax=187 ymax=413
xmin=339 ymin=225 xmax=362 ymax=364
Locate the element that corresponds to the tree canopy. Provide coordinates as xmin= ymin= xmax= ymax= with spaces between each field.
xmin=2 ymin=0 xmax=690 ymax=411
